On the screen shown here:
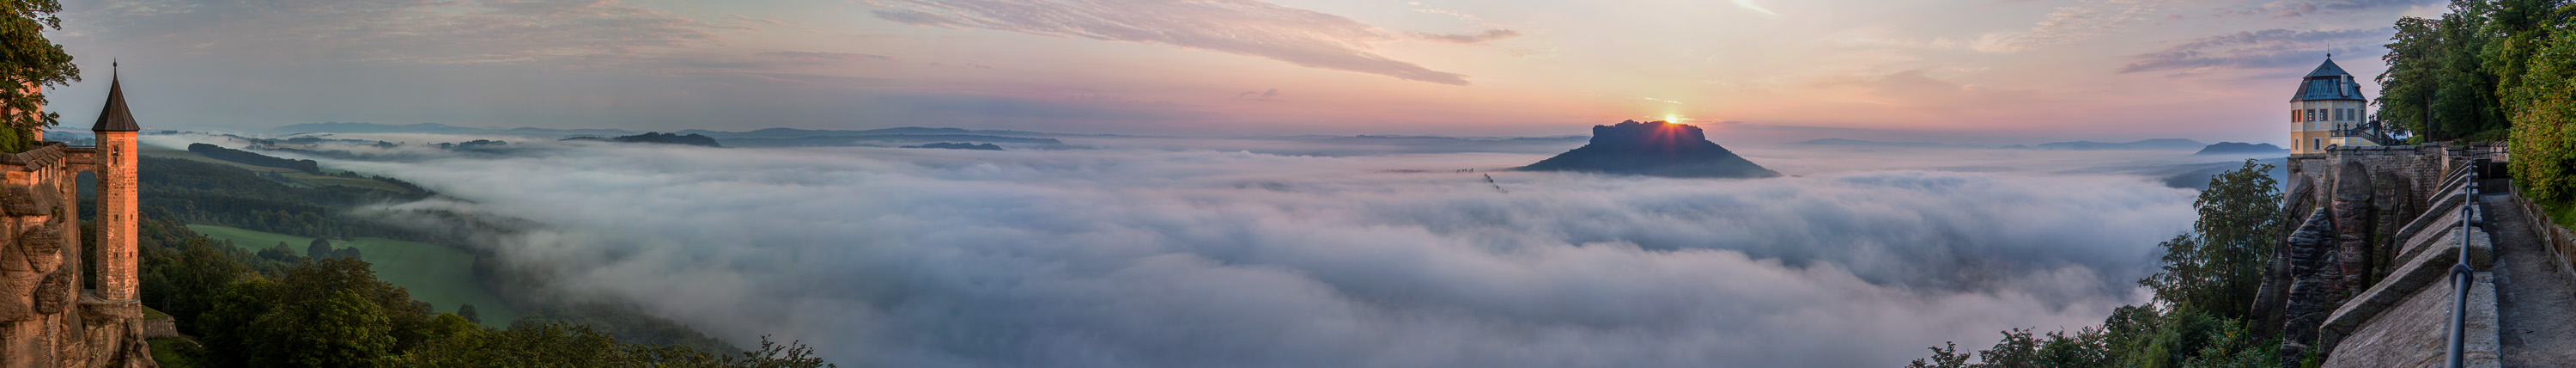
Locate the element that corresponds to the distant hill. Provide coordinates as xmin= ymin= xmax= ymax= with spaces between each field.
xmin=902 ymin=142 xmax=1004 ymax=150
xmin=2033 ymin=138 xmax=2207 ymax=150
xmin=272 ymin=122 xmax=496 ymax=134
xmin=2194 ymin=142 xmax=2290 ymax=156
xmin=718 ymin=134 xmax=1063 ymax=148
xmin=1518 ymin=120 xmax=1779 ymax=178
xmin=673 ymin=126 xmax=1066 ymax=139
xmin=1790 ymin=138 xmax=1951 ymax=147
xmin=562 ymin=132 xmax=722 ymax=147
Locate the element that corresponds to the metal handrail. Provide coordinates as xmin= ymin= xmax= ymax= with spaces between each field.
xmin=2448 ymin=156 xmax=2483 ymax=368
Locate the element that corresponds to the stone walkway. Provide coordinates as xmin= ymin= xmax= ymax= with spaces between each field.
xmin=2480 ymin=194 xmax=2576 ymax=367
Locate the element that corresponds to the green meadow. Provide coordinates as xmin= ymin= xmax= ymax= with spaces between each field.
xmin=186 ymin=224 xmax=518 ymax=328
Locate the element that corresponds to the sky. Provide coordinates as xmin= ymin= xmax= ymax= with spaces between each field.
xmin=45 ymin=0 xmax=2452 ymax=144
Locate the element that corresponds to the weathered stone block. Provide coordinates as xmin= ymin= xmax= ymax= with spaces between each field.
xmin=32 ymin=271 xmax=68 ymax=315
xmin=1 ymin=184 xmax=38 ymax=217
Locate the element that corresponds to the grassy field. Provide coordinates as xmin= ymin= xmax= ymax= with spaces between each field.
xmin=187 ymin=224 xmax=518 ymax=328
xmin=138 ymin=145 xmax=413 ymax=193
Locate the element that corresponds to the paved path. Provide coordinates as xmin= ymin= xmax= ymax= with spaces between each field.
xmin=2480 ymin=194 xmax=2576 ymax=367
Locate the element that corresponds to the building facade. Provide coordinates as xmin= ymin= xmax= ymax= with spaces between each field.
xmin=2291 ymin=58 xmax=2379 ymax=155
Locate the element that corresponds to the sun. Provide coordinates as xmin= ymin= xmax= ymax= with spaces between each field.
xmin=1663 ymin=114 xmax=1682 ymax=123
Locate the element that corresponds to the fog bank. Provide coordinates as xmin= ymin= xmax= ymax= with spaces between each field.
xmin=202 ymin=137 xmax=2199 ymax=367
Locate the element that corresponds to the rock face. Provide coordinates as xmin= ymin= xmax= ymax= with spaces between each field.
xmin=2252 ymin=174 xmax=2318 ymax=339
xmin=1518 ymin=120 xmax=1779 ymax=178
xmin=2331 ymin=159 xmax=2375 ymax=296
xmin=2281 ymin=210 xmax=2341 ymax=367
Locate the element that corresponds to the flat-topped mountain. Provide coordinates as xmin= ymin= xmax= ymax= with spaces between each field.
xmin=1518 ymin=120 xmax=1779 ymax=178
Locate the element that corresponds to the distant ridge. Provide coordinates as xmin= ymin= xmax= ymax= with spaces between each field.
xmin=1791 ymin=138 xmax=1950 ymax=148
xmin=2193 ymin=142 xmax=2290 ymax=156
xmin=272 ymin=122 xmax=497 ymax=134
xmin=1518 ymin=120 xmax=1779 ymax=178
xmin=561 ymin=132 xmax=722 ymax=147
xmin=2032 ymin=138 xmax=2206 ymax=150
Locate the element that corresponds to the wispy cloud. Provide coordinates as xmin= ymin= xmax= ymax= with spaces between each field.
xmin=1236 ymin=88 xmax=1281 ymax=100
xmin=2119 ymin=28 xmax=2392 ymax=73
xmin=1418 ymin=29 xmax=1522 ymax=44
xmin=1986 ymin=0 xmax=2161 ymax=52
xmin=76 ymin=0 xmax=745 ymax=64
xmin=1422 ymin=28 xmax=1515 ymax=44
xmin=866 ymin=0 xmax=1473 ymax=85
xmin=756 ymin=51 xmax=898 ymax=62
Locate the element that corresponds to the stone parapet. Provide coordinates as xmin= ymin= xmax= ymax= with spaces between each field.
xmin=0 ymin=143 xmax=69 ymax=170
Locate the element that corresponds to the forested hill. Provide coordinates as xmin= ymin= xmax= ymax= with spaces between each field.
xmin=189 ymin=143 xmax=322 ymax=174
xmin=108 ymin=156 xmax=433 ymax=240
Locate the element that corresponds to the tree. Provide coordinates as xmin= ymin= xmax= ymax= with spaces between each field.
xmin=1975 ymin=328 xmax=2041 ymax=368
xmin=197 ymin=279 xmax=278 ymax=367
xmin=164 ymin=237 xmax=248 ymax=333
xmin=0 ymin=0 xmax=77 ymax=152
xmin=308 ymin=238 xmax=334 ymax=260
xmin=458 ymin=304 xmax=482 ymax=324
xmin=2379 ymin=0 xmax=2541 ymax=142
xmin=2506 ymin=2 xmax=2576 ymax=224
xmin=2141 ymin=160 xmax=2280 ymax=318
xmin=259 ymin=242 xmax=300 ymax=263
xmin=2382 ymin=15 xmax=2445 ymax=138
xmin=1907 ymin=342 xmax=1972 ymax=368
xmin=2428 ymin=3 xmax=2509 ymax=140
xmin=262 ymin=290 xmax=396 ymax=367
xmin=2035 ymin=328 xmax=2111 ymax=367
xmin=732 ymin=336 xmax=837 ymax=368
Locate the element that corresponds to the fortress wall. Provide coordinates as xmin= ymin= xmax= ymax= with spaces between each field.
xmin=2288 ymin=143 xmax=2504 ymax=224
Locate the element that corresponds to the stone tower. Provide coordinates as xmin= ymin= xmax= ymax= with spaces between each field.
xmin=2289 ymin=57 xmax=2376 ymax=155
xmin=0 ymin=63 xmax=155 ymax=368
xmin=91 ymin=66 xmax=139 ymax=307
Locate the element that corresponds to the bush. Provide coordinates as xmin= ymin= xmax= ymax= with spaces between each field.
xmin=2508 ymin=18 xmax=2576 ymax=228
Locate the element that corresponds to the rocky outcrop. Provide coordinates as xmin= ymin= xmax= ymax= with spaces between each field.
xmin=2267 ymin=144 xmax=2506 ymax=366
xmin=1517 ymin=120 xmax=1779 ymax=178
xmin=2282 ymin=210 xmax=2341 ymax=366
xmin=2253 ymin=174 xmax=2318 ymax=339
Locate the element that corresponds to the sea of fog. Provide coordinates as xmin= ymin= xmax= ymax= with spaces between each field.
xmin=142 ymin=133 xmax=2241 ymax=367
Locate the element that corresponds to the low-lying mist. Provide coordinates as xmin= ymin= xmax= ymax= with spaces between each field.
xmin=147 ymin=134 xmax=2206 ymax=367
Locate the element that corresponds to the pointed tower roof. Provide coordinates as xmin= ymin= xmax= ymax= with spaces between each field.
xmin=92 ymin=62 xmax=137 ymax=132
